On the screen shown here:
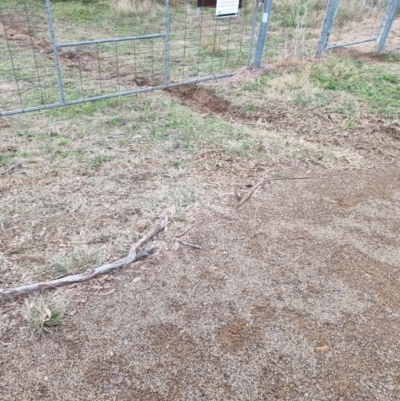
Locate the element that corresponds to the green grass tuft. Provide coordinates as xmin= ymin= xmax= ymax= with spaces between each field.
xmin=22 ymin=295 xmax=68 ymax=337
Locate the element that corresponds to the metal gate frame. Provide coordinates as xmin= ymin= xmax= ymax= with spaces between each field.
xmin=317 ymin=0 xmax=400 ymax=58
xmin=3 ymin=0 xmax=263 ymax=117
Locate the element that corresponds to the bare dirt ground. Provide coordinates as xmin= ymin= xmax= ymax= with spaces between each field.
xmin=1 ymin=78 xmax=400 ymax=399
xmin=1 ymin=161 xmax=400 ymax=400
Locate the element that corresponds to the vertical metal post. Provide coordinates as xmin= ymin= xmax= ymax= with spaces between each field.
xmin=164 ymin=0 xmax=170 ymax=85
xmin=316 ymin=0 xmax=340 ymax=59
xmin=254 ymin=0 xmax=272 ymax=68
xmin=377 ymin=0 xmax=400 ymax=52
xmin=45 ymin=0 xmax=65 ymax=103
xmin=246 ymin=0 xmax=260 ymax=67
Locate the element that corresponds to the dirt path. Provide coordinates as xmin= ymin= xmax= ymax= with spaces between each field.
xmin=1 ymin=164 xmax=399 ymax=401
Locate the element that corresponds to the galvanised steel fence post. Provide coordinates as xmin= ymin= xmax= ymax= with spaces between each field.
xmin=316 ymin=0 xmax=340 ymax=59
xmin=246 ymin=0 xmax=260 ymax=67
xmin=164 ymin=0 xmax=170 ymax=85
xmin=45 ymin=0 xmax=65 ymax=104
xmin=377 ymin=0 xmax=400 ymax=52
xmin=254 ymin=0 xmax=273 ymax=68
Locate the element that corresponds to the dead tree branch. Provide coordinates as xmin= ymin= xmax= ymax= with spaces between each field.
xmin=0 ymin=216 xmax=169 ymax=298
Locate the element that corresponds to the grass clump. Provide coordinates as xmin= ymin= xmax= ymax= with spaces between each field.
xmin=52 ymin=251 xmax=99 ymax=278
xmin=22 ymin=295 xmax=68 ymax=337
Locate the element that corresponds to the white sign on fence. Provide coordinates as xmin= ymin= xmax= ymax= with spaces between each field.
xmin=216 ymin=0 xmax=240 ymax=18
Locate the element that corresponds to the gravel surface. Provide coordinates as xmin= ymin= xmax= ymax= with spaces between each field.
xmin=1 ymin=165 xmax=400 ymax=400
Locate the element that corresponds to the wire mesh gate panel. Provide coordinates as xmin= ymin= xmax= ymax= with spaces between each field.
xmin=317 ymin=0 xmax=400 ymax=57
xmin=0 ymin=0 xmax=259 ymax=116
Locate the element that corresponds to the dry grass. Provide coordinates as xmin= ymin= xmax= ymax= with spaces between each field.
xmin=22 ymin=294 xmax=68 ymax=337
xmin=201 ymin=35 xmax=224 ymax=57
xmin=111 ymin=0 xmax=181 ymax=15
xmin=0 ymin=88 xmax=363 ymax=296
xmin=52 ymin=251 xmax=100 ymax=278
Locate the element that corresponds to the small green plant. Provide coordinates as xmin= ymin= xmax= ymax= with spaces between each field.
xmin=108 ymin=116 xmax=124 ymax=125
xmin=17 ymin=130 xmax=33 ymax=138
xmin=379 ymin=74 xmax=398 ymax=84
xmin=22 ymin=295 xmax=67 ymax=337
xmin=173 ymin=160 xmax=183 ymax=168
xmin=380 ymin=53 xmax=400 ymax=63
xmin=52 ymin=251 xmax=99 ymax=278
xmin=91 ymin=155 xmax=109 ymax=168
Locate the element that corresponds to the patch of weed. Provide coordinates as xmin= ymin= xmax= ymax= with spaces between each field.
xmin=52 ymin=251 xmax=99 ymax=278
xmin=310 ymin=58 xmax=400 ymax=115
xmin=108 ymin=116 xmax=124 ymax=125
xmin=380 ymin=53 xmax=400 ymax=63
xmin=346 ymin=121 xmax=356 ymax=130
xmin=173 ymin=160 xmax=183 ymax=168
xmin=91 ymin=155 xmax=109 ymax=168
xmin=22 ymin=295 xmax=67 ymax=337
xmin=17 ymin=130 xmax=33 ymax=138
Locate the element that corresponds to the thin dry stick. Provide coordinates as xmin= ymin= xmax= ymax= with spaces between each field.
xmin=174 ymin=226 xmax=192 ymax=238
xmin=1 ymin=161 xmax=22 ymax=176
xmin=268 ymin=176 xmax=312 ymax=181
xmin=238 ymin=178 xmax=265 ymax=207
xmin=0 ymin=216 xmax=169 ymax=298
xmin=176 ymin=239 xmax=202 ymax=250
xmin=238 ymin=176 xmax=312 ymax=207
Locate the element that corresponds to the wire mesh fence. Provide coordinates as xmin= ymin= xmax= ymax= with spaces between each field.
xmin=317 ymin=0 xmax=400 ymax=57
xmin=0 ymin=0 xmax=399 ymax=116
xmin=265 ymin=0 xmax=327 ymax=60
xmin=0 ymin=0 xmax=260 ymax=116
xmin=331 ymin=0 xmax=388 ymax=46
xmin=0 ymin=3 xmax=59 ymax=113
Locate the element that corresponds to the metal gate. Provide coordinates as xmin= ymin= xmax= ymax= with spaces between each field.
xmin=317 ymin=0 xmax=400 ymax=58
xmin=0 ymin=0 xmax=262 ymax=116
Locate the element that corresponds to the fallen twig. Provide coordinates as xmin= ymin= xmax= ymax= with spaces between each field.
xmin=174 ymin=226 xmax=192 ymax=238
xmin=0 ymin=216 xmax=169 ymax=298
xmin=238 ymin=178 xmax=265 ymax=206
xmin=268 ymin=176 xmax=312 ymax=182
xmin=1 ymin=161 xmax=22 ymax=176
xmin=176 ymin=239 xmax=202 ymax=250
xmin=107 ymin=133 xmax=126 ymax=139
xmin=238 ymin=176 xmax=313 ymax=207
